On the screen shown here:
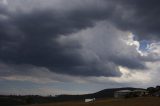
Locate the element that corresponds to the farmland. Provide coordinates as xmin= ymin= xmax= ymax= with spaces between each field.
xmin=23 ymin=97 xmax=160 ymax=106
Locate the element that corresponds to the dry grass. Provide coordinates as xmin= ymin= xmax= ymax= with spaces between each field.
xmin=23 ymin=97 xmax=160 ymax=106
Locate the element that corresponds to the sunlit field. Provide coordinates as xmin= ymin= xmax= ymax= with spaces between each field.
xmin=23 ymin=97 xmax=160 ymax=106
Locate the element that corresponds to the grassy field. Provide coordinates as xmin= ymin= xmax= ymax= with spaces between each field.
xmin=23 ymin=97 xmax=160 ymax=106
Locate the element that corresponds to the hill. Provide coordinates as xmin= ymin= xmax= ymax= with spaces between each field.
xmin=55 ymin=87 xmax=144 ymax=101
xmin=0 ymin=87 xmax=144 ymax=106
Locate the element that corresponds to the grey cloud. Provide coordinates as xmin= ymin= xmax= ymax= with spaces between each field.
xmin=109 ymin=0 xmax=160 ymax=40
xmin=76 ymin=21 xmax=146 ymax=70
xmin=0 ymin=2 xmax=121 ymax=77
xmin=0 ymin=0 xmax=158 ymax=78
xmin=110 ymin=56 xmax=146 ymax=69
xmin=5 ymin=0 xmax=160 ymax=40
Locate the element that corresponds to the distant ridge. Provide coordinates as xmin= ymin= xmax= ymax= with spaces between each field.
xmin=55 ymin=87 xmax=144 ymax=101
xmin=92 ymin=87 xmax=145 ymax=98
xmin=0 ymin=87 xmax=145 ymax=105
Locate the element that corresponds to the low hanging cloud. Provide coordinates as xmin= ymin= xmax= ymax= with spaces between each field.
xmin=0 ymin=0 xmax=160 ymax=79
xmin=0 ymin=0 xmax=117 ymax=77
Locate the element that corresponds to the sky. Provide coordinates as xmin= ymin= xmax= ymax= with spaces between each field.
xmin=0 ymin=0 xmax=160 ymax=96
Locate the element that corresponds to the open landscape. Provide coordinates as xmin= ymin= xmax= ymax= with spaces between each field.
xmin=23 ymin=97 xmax=160 ymax=106
xmin=1 ymin=0 xmax=160 ymax=106
xmin=1 ymin=86 xmax=160 ymax=106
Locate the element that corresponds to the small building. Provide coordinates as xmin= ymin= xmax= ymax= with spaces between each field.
xmin=85 ymin=98 xmax=95 ymax=102
xmin=114 ymin=90 xmax=133 ymax=98
xmin=114 ymin=89 xmax=148 ymax=98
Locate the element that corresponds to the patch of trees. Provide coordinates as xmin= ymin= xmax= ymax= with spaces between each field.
xmin=147 ymin=86 xmax=160 ymax=96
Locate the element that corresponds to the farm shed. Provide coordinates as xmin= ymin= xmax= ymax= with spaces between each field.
xmin=114 ymin=89 xmax=148 ymax=98
xmin=114 ymin=90 xmax=133 ymax=98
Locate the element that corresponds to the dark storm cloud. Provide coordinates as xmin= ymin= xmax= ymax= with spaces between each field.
xmin=109 ymin=0 xmax=160 ymax=40
xmin=0 ymin=0 xmax=159 ymax=77
xmin=109 ymin=56 xmax=146 ymax=70
xmin=0 ymin=3 xmax=122 ymax=77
